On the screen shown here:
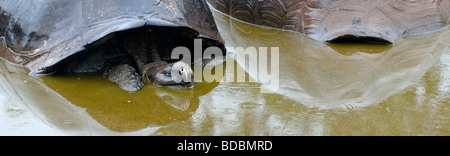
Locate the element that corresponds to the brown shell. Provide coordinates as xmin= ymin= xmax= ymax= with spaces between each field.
xmin=208 ymin=0 xmax=449 ymax=43
xmin=0 ymin=0 xmax=220 ymax=75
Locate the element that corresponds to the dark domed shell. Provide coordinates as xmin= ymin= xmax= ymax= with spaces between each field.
xmin=0 ymin=0 xmax=222 ymax=75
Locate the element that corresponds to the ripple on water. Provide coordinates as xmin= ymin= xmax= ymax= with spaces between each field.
xmin=283 ymin=129 xmax=299 ymax=136
xmin=239 ymin=102 xmax=261 ymax=109
xmin=190 ymin=113 xmax=207 ymax=121
xmin=223 ymin=108 xmax=236 ymax=114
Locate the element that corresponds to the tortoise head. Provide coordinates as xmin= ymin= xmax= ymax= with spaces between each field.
xmin=153 ymin=61 xmax=194 ymax=89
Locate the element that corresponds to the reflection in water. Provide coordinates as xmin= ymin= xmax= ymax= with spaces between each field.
xmin=0 ymin=61 xmax=160 ymax=135
xmin=326 ymin=43 xmax=392 ymax=56
xmin=211 ymin=6 xmax=449 ymax=110
xmin=40 ymin=73 xmax=221 ymax=132
xmin=155 ymin=88 xmax=193 ymax=111
xmin=0 ymin=6 xmax=448 ymax=136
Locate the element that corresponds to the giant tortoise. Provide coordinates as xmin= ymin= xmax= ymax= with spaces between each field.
xmin=208 ymin=0 xmax=449 ymax=44
xmin=0 ymin=0 xmax=225 ymax=92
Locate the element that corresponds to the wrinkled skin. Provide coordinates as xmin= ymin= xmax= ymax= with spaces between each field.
xmin=208 ymin=0 xmax=449 ymax=44
xmin=110 ymin=28 xmax=195 ymax=91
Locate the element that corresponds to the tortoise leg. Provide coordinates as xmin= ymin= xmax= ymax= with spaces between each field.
xmin=104 ymin=64 xmax=144 ymax=92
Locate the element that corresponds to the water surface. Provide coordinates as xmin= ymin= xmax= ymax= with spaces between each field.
xmin=0 ymin=10 xmax=448 ymax=135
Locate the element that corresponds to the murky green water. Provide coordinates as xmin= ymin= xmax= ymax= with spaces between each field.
xmin=1 ymin=8 xmax=449 ymax=135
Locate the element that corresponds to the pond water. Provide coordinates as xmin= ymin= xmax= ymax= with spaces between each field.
xmin=1 ymin=8 xmax=449 ymax=135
